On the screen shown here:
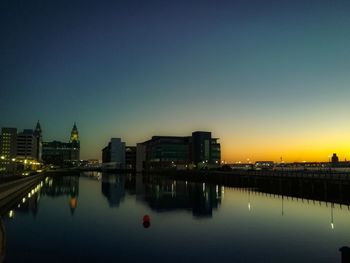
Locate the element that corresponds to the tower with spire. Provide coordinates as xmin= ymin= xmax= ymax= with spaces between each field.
xmin=69 ymin=122 xmax=80 ymax=161
xmin=34 ymin=120 xmax=42 ymax=161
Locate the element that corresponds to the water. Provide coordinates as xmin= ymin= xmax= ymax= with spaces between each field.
xmin=1 ymin=172 xmax=350 ymax=262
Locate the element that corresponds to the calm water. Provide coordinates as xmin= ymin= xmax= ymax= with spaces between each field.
xmin=1 ymin=172 xmax=350 ymax=262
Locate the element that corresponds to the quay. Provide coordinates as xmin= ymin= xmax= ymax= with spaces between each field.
xmin=0 ymin=173 xmax=46 ymax=216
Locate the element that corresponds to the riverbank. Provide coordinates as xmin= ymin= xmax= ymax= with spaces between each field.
xmin=0 ymin=173 xmax=46 ymax=216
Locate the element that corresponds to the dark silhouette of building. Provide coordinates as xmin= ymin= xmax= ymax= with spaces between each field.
xmin=101 ymin=138 xmax=126 ymax=170
xmin=42 ymin=123 xmax=80 ymax=166
xmin=138 ymin=131 xmax=221 ymax=171
xmin=16 ymin=129 xmax=38 ymax=161
xmin=0 ymin=127 xmax=17 ymax=159
xmin=33 ymin=121 xmax=42 ymax=161
xmin=70 ymin=122 xmax=80 ymax=161
xmin=332 ymin=153 xmax=339 ymax=164
xmin=192 ymin=131 xmax=220 ymax=166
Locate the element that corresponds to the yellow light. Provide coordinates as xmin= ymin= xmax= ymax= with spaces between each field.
xmin=24 ymin=159 xmax=27 ymax=164
xmin=0 ymin=156 xmax=4 ymax=160
xmin=11 ymin=158 xmax=15 ymax=162
xmin=22 ymin=197 xmax=26 ymax=203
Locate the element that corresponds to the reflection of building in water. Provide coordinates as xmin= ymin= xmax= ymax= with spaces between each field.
xmin=41 ymin=176 xmax=79 ymax=214
xmin=137 ymin=176 xmax=222 ymax=218
xmin=101 ymin=174 xmax=125 ymax=207
xmin=101 ymin=174 xmax=136 ymax=207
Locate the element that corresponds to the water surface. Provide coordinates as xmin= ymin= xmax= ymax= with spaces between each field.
xmin=1 ymin=172 xmax=349 ymax=262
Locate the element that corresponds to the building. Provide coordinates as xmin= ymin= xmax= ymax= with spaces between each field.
xmin=136 ymin=143 xmax=146 ymax=173
xmin=102 ymin=138 xmax=126 ymax=170
xmin=69 ymin=122 xmax=80 ymax=161
xmin=42 ymin=141 xmax=76 ymax=165
xmin=192 ymin=131 xmax=221 ymax=167
xmin=331 ymin=153 xmax=339 ymax=166
xmin=34 ymin=121 xmax=43 ymax=162
xmin=0 ymin=127 xmax=17 ymax=159
xmin=0 ymin=127 xmax=17 ymax=172
xmin=138 ymin=131 xmax=221 ymax=171
xmin=42 ymin=123 xmax=80 ymax=166
xmin=142 ymin=136 xmax=191 ymax=170
xmin=17 ymin=129 xmax=38 ymax=161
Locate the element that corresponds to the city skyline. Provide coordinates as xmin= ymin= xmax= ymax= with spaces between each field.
xmin=2 ymin=0 xmax=350 ymax=162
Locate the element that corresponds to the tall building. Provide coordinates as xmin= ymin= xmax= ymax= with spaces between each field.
xmin=0 ymin=128 xmax=17 ymax=172
xmin=192 ymin=131 xmax=221 ymax=166
xmin=17 ymin=129 xmax=38 ymax=161
xmin=33 ymin=121 xmax=42 ymax=161
xmin=69 ymin=122 xmax=80 ymax=161
xmin=102 ymin=138 xmax=126 ymax=169
xmin=0 ymin=127 xmax=17 ymax=159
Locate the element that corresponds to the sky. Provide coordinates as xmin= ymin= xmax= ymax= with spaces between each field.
xmin=1 ymin=0 xmax=350 ymax=162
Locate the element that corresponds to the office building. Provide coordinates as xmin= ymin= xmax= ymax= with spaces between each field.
xmin=17 ymin=129 xmax=38 ymax=161
xmin=138 ymin=131 xmax=221 ymax=171
xmin=0 ymin=128 xmax=17 ymax=172
xmin=102 ymin=138 xmax=126 ymax=169
xmin=0 ymin=127 xmax=17 ymax=159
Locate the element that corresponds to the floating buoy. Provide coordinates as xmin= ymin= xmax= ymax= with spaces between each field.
xmin=143 ymin=215 xmax=150 ymax=222
xmin=143 ymin=215 xmax=151 ymax=228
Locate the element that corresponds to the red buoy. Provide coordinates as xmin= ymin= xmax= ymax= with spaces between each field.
xmin=143 ymin=215 xmax=151 ymax=228
xmin=143 ymin=215 xmax=150 ymax=222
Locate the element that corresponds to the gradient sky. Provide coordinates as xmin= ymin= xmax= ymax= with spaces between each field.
xmin=1 ymin=0 xmax=350 ymax=162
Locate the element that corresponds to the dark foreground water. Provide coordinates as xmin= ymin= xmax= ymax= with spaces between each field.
xmin=1 ymin=172 xmax=350 ymax=262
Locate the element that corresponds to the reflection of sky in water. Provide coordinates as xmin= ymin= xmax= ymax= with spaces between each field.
xmin=2 ymin=173 xmax=350 ymax=262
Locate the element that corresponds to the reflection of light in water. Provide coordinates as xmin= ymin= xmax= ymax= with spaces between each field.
xmin=8 ymin=210 xmax=14 ymax=218
xmin=202 ymin=183 xmax=205 ymax=191
xmin=331 ymin=203 xmax=334 ymax=230
xmin=70 ymin=197 xmax=77 ymax=209
xmin=248 ymin=203 xmax=251 ymax=211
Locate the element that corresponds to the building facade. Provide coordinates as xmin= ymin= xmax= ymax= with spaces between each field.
xmin=0 ymin=128 xmax=17 ymax=172
xmin=42 ymin=123 xmax=80 ymax=166
xmin=17 ymin=129 xmax=38 ymax=161
xmin=102 ymin=138 xmax=126 ymax=170
xmin=138 ymin=131 xmax=221 ymax=171
xmin=0 ymin=128 xmax=17 ymax=159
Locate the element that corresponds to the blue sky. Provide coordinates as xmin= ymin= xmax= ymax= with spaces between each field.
xmin=1 ymin=0 xmax=350 ymax=161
